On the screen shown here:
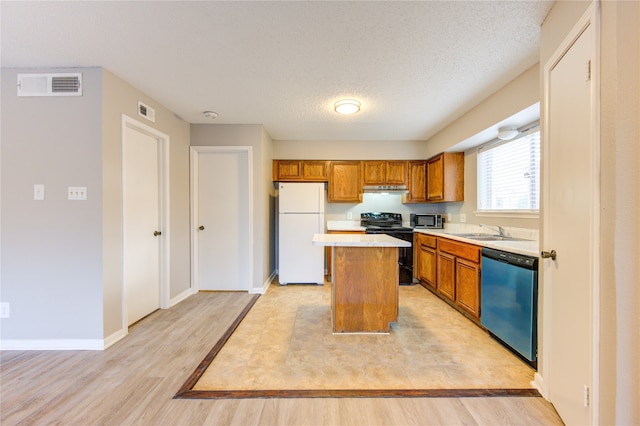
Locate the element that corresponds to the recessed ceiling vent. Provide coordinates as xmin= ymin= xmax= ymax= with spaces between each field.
xmin=17 ymin=73 xmax=82 ymax=97
xmin=138 ymin=101 xmax=156 ymax=123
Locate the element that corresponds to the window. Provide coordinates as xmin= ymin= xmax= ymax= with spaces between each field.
xmin=477 ymin=129 xmax=540 ymax=213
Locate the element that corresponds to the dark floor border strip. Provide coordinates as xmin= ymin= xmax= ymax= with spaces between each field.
xmin=174 ymin=293 xmax=260 ymax=398
xmin=174 ymin=293 xmax=540 ymax=400
xmin=176 ymin=388 xmax=540 ymax=400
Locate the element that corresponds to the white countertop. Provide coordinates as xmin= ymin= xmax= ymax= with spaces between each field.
xmin=312 ymin=233 xmax=411 ymax=247
xmin=325 ymin=220 xmax=539 ymax=257
xmin=413 ymin=229 xmax=539 ymax=257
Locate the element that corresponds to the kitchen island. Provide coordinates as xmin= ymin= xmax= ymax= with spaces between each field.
xmin=312 ymin=233 xmax=411 ymax=333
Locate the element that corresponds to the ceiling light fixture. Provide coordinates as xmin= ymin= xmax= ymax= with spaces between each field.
xmin=334 ymin=99 xmax=361 ymax=115
xmin=497 ymin=127 xmax=520 ymax=140
xmin=203 ymin=110 xmax=218 ymax=119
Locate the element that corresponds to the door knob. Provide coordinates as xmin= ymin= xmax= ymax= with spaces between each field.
xmin=541 ymin=249 xmax=557 ymax=260
xmin=153 ymin=231 xmax=162 ymax=237
xmin=198 ymin=225 xmax=205 ymax=231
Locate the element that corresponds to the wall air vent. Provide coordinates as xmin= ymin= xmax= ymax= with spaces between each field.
xmin=138 ymin=101 xmax=156 ymax=123
xmin=17 ymin=73 xmax=82 ymax=97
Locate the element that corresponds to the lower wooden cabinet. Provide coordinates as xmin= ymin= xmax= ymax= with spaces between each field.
xmin=437 ymin=251 xmax=456 ymax=301
xmin=415 ymin=233 xmax=481 ymax=319
xmin=455 ymin=257 xmax=481 ymax=317
xmin=416 ymin=237 xmax=438 ymax=289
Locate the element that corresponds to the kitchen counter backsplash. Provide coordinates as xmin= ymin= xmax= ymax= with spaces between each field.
xmin=326 ymin=220 xmax=365 ymax=231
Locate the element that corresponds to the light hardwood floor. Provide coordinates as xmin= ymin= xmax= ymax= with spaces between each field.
xmin=1 ymin=290 xmax=563 ymax=425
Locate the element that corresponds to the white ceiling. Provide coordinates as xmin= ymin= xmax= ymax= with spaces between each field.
xmin=1 ymin=1 xmax=553 ymax=141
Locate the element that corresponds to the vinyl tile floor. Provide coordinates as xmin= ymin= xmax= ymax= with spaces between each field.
xmin=194 ymin=280 xmax=535 ymax=391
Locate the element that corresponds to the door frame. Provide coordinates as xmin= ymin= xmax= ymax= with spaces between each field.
xmin=121 ymin=114 xmax=171 ymax=328
xmin=538 ymin=2 xmax=600 ymax=422
xmin=189 ymin=146 xmax=254 ymax=292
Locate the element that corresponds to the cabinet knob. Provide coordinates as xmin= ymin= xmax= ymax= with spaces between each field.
xmin=541 ymin=249 xmax=557 ymax=260
xmin=198 ymin=225 xmax=205 ymax=231
xmin=153 ymin=230 xmax=162 ymax=237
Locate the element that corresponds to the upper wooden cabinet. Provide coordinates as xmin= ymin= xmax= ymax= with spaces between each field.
xmin=273 ymin=160 xmax=328 ymax=182
xmin=426 ymin=152 xmax=464 ymax=202
xmin=328 ymin=161 xmax=362 ymax=203
xmin=404 ymin=160 xmax=427 ymax=203
xmin=363 ymin=161 xmax=407 ymax=185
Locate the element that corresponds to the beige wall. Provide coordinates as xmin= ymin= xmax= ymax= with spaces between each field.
xmin=273 ymin=140 xmax=427 ymax=160
xmin=541 ymin=0 xmax=640 ymax=423
xmin=599 ymin=1 xmax=640 ymax=423
xmin=190 ymin=124 xmax=275 ymax=291
xmin=102 ymin=69 xmax=191 ymax=337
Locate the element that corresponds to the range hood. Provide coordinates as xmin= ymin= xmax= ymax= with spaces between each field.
xmin=362 ymin=185 xmax=409 ymax=194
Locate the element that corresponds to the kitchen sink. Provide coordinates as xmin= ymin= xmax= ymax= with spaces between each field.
xmin=445 ymin=233 xmax=531 ymax=242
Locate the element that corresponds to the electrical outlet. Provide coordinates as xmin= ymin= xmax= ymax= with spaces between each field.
xmin=447 ymin=213 xmax=452 ymax=222
xmin=347 ymin=212 xmax=353 ymax=220
xmin=460 ymin=213 xmax=466 ymax=223
xmin=0 ymin=303 xmax=10 ymax=319
xmin=68 ymin=186 xmax=87 ymax=200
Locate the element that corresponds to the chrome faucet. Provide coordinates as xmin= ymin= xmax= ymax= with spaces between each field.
xmin=480 ymin=224 xmax=506 ymax=237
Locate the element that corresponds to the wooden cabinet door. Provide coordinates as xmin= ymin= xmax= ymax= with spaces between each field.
xmin=426 ymin=152 xmax=464 ymax=202
xmin=419 ymin=245 xmax=437 ymax=289
xmin=405 ymin=160 xmax=427 ymax=203
xmin=385 ymin=161 xmax=407 ymax=184
xmin=301 ymin=160 xmax=328 ymax=181
xmin=273 ymin=160 xmax=301 ymax=181
xmin=363 ymin=161 xmax=386 ymax=185
xmin=328 ymin=161 xmax=362 ymax=202
xmin=455 ymin=258 xmax=480 ymax=318
xmin=437 ymin=251 xmax=455 ymax=301
xmin=427 ymin=154 xmax=445 ymax=201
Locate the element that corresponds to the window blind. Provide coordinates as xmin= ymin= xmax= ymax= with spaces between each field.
xmin=477 ymin=130 xmax=540 ymax=211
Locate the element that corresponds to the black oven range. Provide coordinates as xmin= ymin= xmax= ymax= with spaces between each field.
xmin=360 ymin=212 xmax=415 ymax=285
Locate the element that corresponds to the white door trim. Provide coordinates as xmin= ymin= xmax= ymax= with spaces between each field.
xmin=190 ymin=146 xmax=254 ymax=292
xmin=538 ymin=2 xmax=600 ymax=422
xmin=121 ymin=114 xmax=171 ymax=328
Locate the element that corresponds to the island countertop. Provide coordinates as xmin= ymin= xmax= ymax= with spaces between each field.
xmin=312 ymin=233 xmax=411 ymax=247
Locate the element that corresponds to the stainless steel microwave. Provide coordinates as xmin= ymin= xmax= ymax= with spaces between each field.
xmin=410 ymin=213 xmax=444 ymax=229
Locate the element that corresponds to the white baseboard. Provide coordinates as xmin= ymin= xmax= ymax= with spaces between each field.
xmin=0 ymin=339 xmax=106 ymax=351
xmin=250 ymin=272 xmax=276 ymax=294
xmin=103 ymin=328 xmax=128 ymax=349
xmin=169 ymin=288 xmax=192 ymax=307
xmin=532 ymin=372 xmax=549 ymax=399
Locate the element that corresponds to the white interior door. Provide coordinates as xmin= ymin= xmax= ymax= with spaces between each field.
xmin=543 ymin=18 xmax=596 ymax=425
xmin=123 ymin=125 xmax=161 ymax=325
xmin=195 ymin=148 xmax=250 ymax=291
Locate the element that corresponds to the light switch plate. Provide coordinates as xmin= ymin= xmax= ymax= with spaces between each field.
xmin=34 ymin=184 xmax=45 ymax=200
xmin=0 ymin=303 xmax=9 ymax=319
xmin=68 ymin=186 xmax=87 ymax=200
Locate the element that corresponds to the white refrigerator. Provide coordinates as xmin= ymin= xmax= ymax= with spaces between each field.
xmin=278 ymin=182 xmax=325 ymax=284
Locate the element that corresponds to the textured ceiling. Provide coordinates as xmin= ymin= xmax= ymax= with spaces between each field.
xmin=1 ymin=1 xmax=553 ymax=141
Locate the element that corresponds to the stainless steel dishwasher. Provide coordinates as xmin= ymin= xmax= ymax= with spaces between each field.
xmin=481 ymin=247 xmax=538 ymax=365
